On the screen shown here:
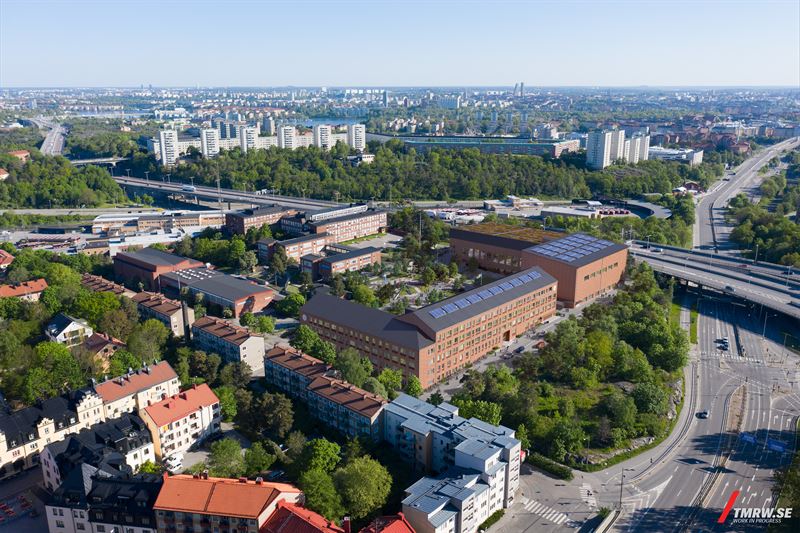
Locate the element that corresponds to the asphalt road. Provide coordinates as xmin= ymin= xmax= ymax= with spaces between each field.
xmin=694 ymin=138 xmax=800 ymax=252
xmin=31 ymin=118 xmax=66 ymax=156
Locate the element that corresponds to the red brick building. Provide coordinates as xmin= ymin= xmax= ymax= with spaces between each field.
xmin=224 ymin=206 xmax=297 ymax=235
xmin=113 ymin=248 xmax=203 ymax=290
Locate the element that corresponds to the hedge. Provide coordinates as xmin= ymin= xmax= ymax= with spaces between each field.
xmin=478 ymin=509 xmax=505 ymax=531
xmin=526 ymin=452 xmax=574 ymax=481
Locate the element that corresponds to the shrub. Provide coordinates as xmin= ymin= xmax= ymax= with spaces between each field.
xmin=526 ymin=452 xmax=574 ymax=481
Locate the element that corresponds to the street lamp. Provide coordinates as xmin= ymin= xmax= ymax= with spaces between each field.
xmin=144 ymin=171 xmax=150 ymax=182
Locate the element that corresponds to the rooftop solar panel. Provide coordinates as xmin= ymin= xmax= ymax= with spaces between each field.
xmin=519 ymin=274 xmax=532 ymax=282
xmin=466 ymin=294 xmax=483 ymax=304
xmin=442 ymin=303 xmax=459 ymax=313
xmin=500 ymin=282 xmax=514 ymax=290
xmin=454 ymin=298 xmax=471 ymax=309
xmin=509 ymin=278 xmax=523 ymax=287
xmin=488 ymin=286 xmax=503 ymax=295
xmin=529 ymin=271 xmax=541 ymax=279
xmin=478 ymin=289 xmax=493 ymax=299
xmin=429 ymin=308 xmax=446 ymax=319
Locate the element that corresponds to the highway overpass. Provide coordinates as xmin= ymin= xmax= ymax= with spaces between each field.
xmin=631 ymin=243 xmax=800 ymax=320
xmin=112 ymin=176 xmax=341 ymax=211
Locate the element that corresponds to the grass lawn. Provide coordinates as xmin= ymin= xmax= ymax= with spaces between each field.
xmin=340 ymin=233 xmax=383 ymax=245
xmin=690 ymin=303 xmax=698 ymax=344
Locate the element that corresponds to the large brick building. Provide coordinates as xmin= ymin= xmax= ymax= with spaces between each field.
xmin=224 ymin=205 xmax=297 ymax=235
xmin=301 ymin=266 xmax=557 ymax=389
xmin=113 ymin=248 xmax=203 ymax=291
xmin=450 ymin=223 xmax=628 ymax=308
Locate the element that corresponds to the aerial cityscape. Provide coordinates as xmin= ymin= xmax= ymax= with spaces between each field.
xmin=0 ymin=1 xmax=798 ymax=532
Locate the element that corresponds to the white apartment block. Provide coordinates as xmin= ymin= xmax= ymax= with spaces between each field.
xmin=159 ymin=129 xmax=180 ymax=167
xmin=191 ymin=316 xmax=266 ymax=371
xmin=239 ymin=125 xmax=258 ymax=153
xmin=347 ymin=123 xmax=366 ymax=152
xmin=586 ymin=130 xmax=612 ymax=170
xmin=608 ymin=129 xmax=626 ymax=162
xmin=94 ymin=361 xmax=181 ymax=420
xmin=140 ymin=384 xmax=221 ymax=459
xmin=313 ymin=124 xmax=332 ymax=150
xmin=278 ymin=125 xmax=297 ymax=149
xmin=200 ymin=128 xmax=220 ymax=158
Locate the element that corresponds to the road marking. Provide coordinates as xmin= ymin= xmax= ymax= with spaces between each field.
xmin=580 ymin=483 xmax=598 ymax=509
xmin=522 ymin=499 xmax=577 ymax=527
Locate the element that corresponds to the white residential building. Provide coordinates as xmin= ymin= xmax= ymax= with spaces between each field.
xmin=313 ymin=124 xmax=333 ymax=150
xmin=609 ymin=129 xmax=626 ymax=162
xmin=262 ymin=115 xmax=275 ymax=135
xmin=94 ymin=361 xmax=181 ymax=420
xmin=238 ymin=125 xmax=258 ymax=153
xmin=278 ymin=125 xmax=297 ymax=149
xmin=347 ymin=123 xmax=366 ymax=152
xmin=140 ymin=384 xmax=221 ymax=459
xmin=158 ymin=129 xmax=180 ymax=167
xmin=586 ymin=130 xmax=612 ymax=170
xmin=191 ymin=316 xmax=265 ymax=372
xmin=200 ymin=128 xmax=220 ymax=158
xmin=45 ymin=314 xmax=93 ymax=347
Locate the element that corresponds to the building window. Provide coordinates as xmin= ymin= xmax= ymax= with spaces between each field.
xmin=55 ymin=520 xmax=64 ymax=528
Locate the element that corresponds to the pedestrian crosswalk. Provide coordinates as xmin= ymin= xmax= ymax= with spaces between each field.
xmin=702 ymin=351 xmax=762 ymax=364
xmin=580 ymin=483 xmax=598 ymax=509
xmin=518 ymin=497 xmax=579 ymax=527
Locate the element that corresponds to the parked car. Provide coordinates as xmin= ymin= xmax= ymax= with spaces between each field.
xmin=514 ymin=346 xmax=525 ymax=354
xmin=266 ymin=470 xmax=285 ymax=481
xmin=697 ymin=410 xmax=709 ymax=419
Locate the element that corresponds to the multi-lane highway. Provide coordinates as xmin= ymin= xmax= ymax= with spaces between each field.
xmin=630 ymin=246 xmax=800 ymax=320
xmin=694 ymin=137 xmax=800 ymax=252
xmin=112 ymin=175 xmax=340 ymax=211
xmin=30 ymin=117 xmax=66 ymax=155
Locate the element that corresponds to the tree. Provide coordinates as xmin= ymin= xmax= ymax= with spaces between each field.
xmin=269 ymin=246 xmax=289 ymax=279
xmin=276 ymin=293 xmax=306 ymax=317
xmin=428 ymin=391 xmax=445 ymax=406
xmin=256 ymin=315 xmax=275 ymax=334
xmin=342 ymin=437 xmax=366 ymax=464
xmin=238 ymin=251 xmax=258 ymax=273
xmin=300 ymin=469 xmax=345 ymax=522
xmin=361 ymin=377 xmax=387 ymax=398
xmin=243 ymin=442 xmax=276 ymax=477
xmin=284 ymin=430 xmax=307 ymax=462
xmin=291 ymin=324 xmax=321 ymax=354
xmin=298 ymin=438 xmax=341 ymax=473
xmin=516 ymin=424 xmax=530 ymax=450
xmin=311 ymin=339 xmax=337 ymax=365
xmin=330 ymin=276 xmax=346 ymax=297
xmin=23 ymin=342 xmax=86 ymax=403
xmin=247 ymin=392 xmax=294 ymax=438
xmin=404 ymin=376 xmax=423 ymax=398
xmin=214 ymin=385 xmax=238 ymax=421
xmin=240 ymin=312 xmax=257 ymax=329
xmin=108 ymin=350 xmax=143 ymax=378
xmin=421 ymin=267 xmax=436 ymax=286
xmin=99 ymin=307 xmax=137 ymax=341
xmin=450 ymin=398 xmax=502 ymax=425
xmin=377 ymin=368 xmax=403 ymax=399
xmin=208 ymin=438 xmax=244 ymax=478
xmin=602 ymin=390 xmax=638 ymax=432
xmin=218 ymin=361 xmax=252 ymax=389
xmin=333 ymin=456 xmax=392 ymax=520
xmin=351 ymin=284 xmax=377 ymax=307
xmin=127 ymin=319 xmax=169 ymax=362
xmin=137 ymin=460 xmax=163 ymax=474
xmin=632 ymin=382 xmax=669 ymax=415
xmin=189 ymin=351 xmax=222 ymax=384
xmin=334 ymin=348 xmax=372 ymax=387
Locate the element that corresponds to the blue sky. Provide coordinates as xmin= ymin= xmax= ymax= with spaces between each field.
xmin=1 ymin=0 xmax=798 ymax=87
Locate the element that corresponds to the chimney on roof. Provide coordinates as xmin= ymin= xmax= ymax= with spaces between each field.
xmin=238 ymin=477 xmax=247 ymax=483
xmin=255 ymin=477 xmax=263 ymax=484
xmin=202 ymin=470 xmax=209 ymax=479
xmin=342 ymin=516 xmax=352 ymax=533
xmin=179 ymin=392 xmax=187 ymax=400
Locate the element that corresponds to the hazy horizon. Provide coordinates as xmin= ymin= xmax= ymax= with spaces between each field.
xmin=1 ymin=0 xmax=798 ymax=88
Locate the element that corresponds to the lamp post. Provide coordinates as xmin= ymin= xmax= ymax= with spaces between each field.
xmin=619 ymin=468 xmax=635 ymax=509
xmin=144 ymin=171 xmax=150 ymax=182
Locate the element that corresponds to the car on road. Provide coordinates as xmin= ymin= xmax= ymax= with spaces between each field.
xmin=652 ymin=247 xmax=664 ymax=253
xmin=514 ymin=346 xmax=525 ymax=354
xmin=724 ymin=285 xmax=736 ymax=293
xmin=697 ymin=410 xmax=709 ymax=419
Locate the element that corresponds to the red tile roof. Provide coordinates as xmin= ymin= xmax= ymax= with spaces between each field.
xmin=132 ymin=291 xmax=182 ymax=315
xmin=0 ymin=278 xmax=48 ymax=297
xmin=80 ymin=273 xmax=128 ymax=295
xmin=0 ymin=249 xmax=16 ymax=267
xmin=94 ymin=360 xmax=178 ymax=403
xmin=154 ymin=474 xmax=301 ymax=520
xmin=262 ymin=501 xmax=344 ymax=533
xmin=359 ymin=514 xmax=416 ymax=533
xmin=307 ymin=375 xmax=386 ymax=420
xmin=143 ymin=383 xmax=218 ymax=427
xmin=192 ymin=315 xmax=257 ymax=345
xmin=265 ymin=345 xmax=331 ymax=380
xmin=83 ymin=332 xmax=126 ymax=354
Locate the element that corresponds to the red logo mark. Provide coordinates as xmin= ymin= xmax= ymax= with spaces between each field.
xmin=718 ymin=490 xmax=740 ymax=523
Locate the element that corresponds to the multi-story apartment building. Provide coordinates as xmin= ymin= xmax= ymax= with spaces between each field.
xmin=91 ymin=210 xmax=225 ymax=237
xmin=347 ymin=123 xmax=366 ymax=151
xmin=0 ymin=278 xmax=48 ymax=301
xmin=40 ymin=414 xmax=154 ymax=491
xmin=0 ymin=389 xmax=105 ymax=480
xmin=140 ymin=384 xmax=221 ymax=459
xmin=158 ymin=129 xmax=180 ymax=167
xmin=313 ymin=124 xmax=332 ymax=150
xmin=264 ymin=346 xmax=386 ymax=441
xmin=278 ymin=125 xmax=296 ymax=149
xmin=262 ymin=116 xmax=275 ymax=135
xmin=94 ymin=361 xmax=181 ymax=420
xmin=132 ymin=292 xmax=194 ymax=338
xmin=257 ymin=233 xmax=330 ymax=263
xmin=191 ymin=316 xmax=265 ymax=372
xmin=224 ymin=205 xmax=296 ymax=235
xmin=80 ymin=273 xmax=133 ymax=297
xmin=449 ymin=223 xmax=628 ymax=308
xmin=113 ymin=248 xmax=203 ymax=291
xmin=46 ymin=472 xmax=161 ymax=533
xmin=608 ymin=129 xmax=626 ymax=162
xmin=239 ymin=125 xmax=258 ymax=153
xmin=46 ymin=313 xmax=93 ymax=347
xmin=387 ymin=394 xmax=521 ymax=533
xmin=200 ymin=128 xmax=220 ymax=158
xmin=586 ymin=130 xmax=613 ymax=169
xmin=153 ymin=474 xmax=303 ymax=533
xmin=301 ymin=266 xmax=557 ymax=389
xmin=308 ymin=209 xmax=387 ymax=243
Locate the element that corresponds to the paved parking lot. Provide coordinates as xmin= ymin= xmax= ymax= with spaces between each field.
xmin=0 ymin=469 xmax=48 ymax=533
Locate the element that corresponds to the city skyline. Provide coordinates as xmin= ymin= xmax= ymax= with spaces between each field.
xmin=1 ymin=0 xmax=798 ymax=88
